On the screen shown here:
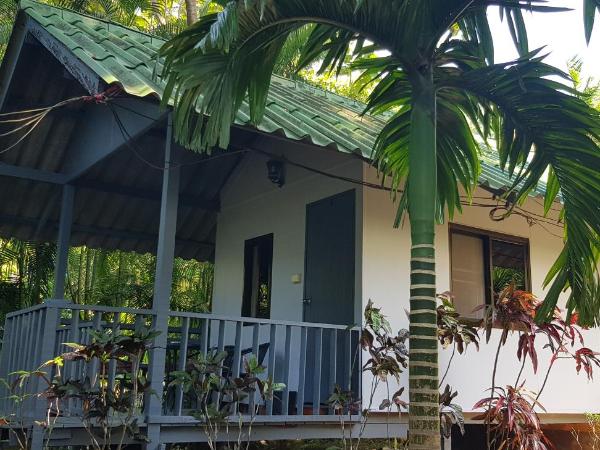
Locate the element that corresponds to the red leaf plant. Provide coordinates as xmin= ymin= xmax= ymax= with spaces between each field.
xmin=481 ymin=285 xmax=599 ymax=381
xmin=470 ymin=285 xmax=600 ymax=449
xmin=574 ymin=348 xmax=600 ymax=380
xmin=473 ymin=384 xmax=553 ymax=450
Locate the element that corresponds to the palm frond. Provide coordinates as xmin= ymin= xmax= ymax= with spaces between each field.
xmin=159 ymin=0 xmax=600 ymax=326
xmin=584 ymin=0 xmax=600 ymax=43
xmin=366 ymin=66 xmax=481 ymax=225
xmin=440 ymin=53 xmax=600 ymax=325
xmin=272 ymin=24 xmax=314 ymax=77
xmin=158 ymin=0 xmax=426 ymax=151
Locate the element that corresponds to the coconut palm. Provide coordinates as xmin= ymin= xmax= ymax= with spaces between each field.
xmin=158 ymin=2 xmax=600 ymax=447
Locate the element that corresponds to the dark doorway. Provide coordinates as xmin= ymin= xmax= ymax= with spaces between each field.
xmin=242 ymin=234 xmax=273 ymax=319
xmin=303 ymin=190 xmax=356 ymax=325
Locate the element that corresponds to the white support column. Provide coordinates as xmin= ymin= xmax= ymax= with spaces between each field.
xmin=145 ymin=115 xmax=179 ymax=450
xmin=53 ymin=184 xmax=74 ymax=299
xmin=443 ymin=435 xmax=452 ymax=450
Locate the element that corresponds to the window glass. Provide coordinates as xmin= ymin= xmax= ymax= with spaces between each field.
xmin=451 ymin=233 xmax=487 ymax=318
xmin=450 ymin=226 xmax=529 ymax=318
xmin=491 ymin=239 xmax=527 ymax=295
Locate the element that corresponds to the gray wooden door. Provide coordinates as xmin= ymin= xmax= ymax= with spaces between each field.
xmin=303 ymin=189 xmax=356 ymax=325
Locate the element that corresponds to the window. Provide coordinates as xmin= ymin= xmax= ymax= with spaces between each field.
xmin=450 ymin=224 xmax=530 ymax=318
xmin=242 ymin=234 xmax=273 ymax=319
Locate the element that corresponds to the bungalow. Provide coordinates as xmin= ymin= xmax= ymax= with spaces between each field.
xmin=0 ymin=1 xmax=598 ymax=449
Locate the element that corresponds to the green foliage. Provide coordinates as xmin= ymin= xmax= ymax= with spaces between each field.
xmin=492 ymin=267 xmax=525 ymax=294
xmin=0 ymin=239 xmax=214 ymax=323
xmin=0 ymin=368 xmax=55 ymax=449
xmin=436 ymin=292 xmax=479 ymax=354
xmin=328 ymin=302 xmax=410 ymax=450
xmin=361 ymin=300 xmax=408 ymax=382
xmin=0 ymin=239 xmax=55 ymax=323
xmin=298 ymin=67 xmax=372 ymax=103
xmin=273 ymin=24 xmax=313 ymax=78
xmin=568 ymin=56 xmax=600 ymax=108
xmin=43 ymin=326 xmax=157 ymax=449
xmin=46 ymin=0 xmax=156 ymax=27
xmin=169 ymin=350 xmax=284 ymax=450
xmin=0 ymin=327 xmax=158 ymax=449
xmin=0 ymin=0 xmax=16 ymax=60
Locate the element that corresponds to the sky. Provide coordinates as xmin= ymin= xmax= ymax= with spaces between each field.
xmin=488 ymin=3 xmax=600 ymax=80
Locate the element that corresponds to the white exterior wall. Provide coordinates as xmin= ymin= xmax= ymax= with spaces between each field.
xmin=362 ymin=164 xmax=600 ymax=416
xmin=212 ymin=144 xmax=600 ymax=417
xmin=212 ymin=138 xmax=363 ymax=323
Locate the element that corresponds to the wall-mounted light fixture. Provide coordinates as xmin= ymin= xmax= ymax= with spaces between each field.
xmin=266 ymin=159 xmax=285 ymax=187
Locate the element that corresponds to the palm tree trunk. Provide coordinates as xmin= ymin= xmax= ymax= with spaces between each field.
xmin=407 ymin=68 xmax=440 ymax=449
xmin=185 ymin=0 xmax=197 ymax=26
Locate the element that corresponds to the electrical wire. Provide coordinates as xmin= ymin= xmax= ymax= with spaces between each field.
xmin=109 ymin=101 xmax=163 ymax=122
xmin=249 ymin=145 xmax=397 ymax=192
xmin=108 ymin=103 xmax=248 ymax=170
xmin=0 ymin=87 xmax=122 ymax=155
xmin=246 ymin=146 xmax=566 ymax=237
xmin=0 ymin=93 xmax=567 ymax=239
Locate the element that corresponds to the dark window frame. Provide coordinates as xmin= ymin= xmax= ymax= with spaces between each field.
xmin=449 ymin=223 xmax=531 ymax=311
xmin=242 ymin=233 xmax=274 ymax=319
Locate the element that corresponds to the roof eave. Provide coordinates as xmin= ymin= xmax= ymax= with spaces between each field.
xmin=26 ymin=17 xmax=102 ymax=94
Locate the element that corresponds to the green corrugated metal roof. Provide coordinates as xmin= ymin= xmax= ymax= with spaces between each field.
xmin=19 ymin=0 xmax=548 ymax=198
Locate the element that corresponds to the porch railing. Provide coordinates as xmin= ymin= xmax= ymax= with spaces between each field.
xmin=0 ymin=301 xmax=361 ymax=424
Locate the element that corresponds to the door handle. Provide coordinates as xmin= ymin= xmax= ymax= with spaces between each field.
xmin=302 ymin=297 xmax=312 ymax=305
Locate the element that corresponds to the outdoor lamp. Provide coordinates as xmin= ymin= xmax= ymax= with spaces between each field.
xmin=266 ymin=159 xmax=285 ymax=187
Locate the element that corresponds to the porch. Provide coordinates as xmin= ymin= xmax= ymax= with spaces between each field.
xmin=0 ymin=9 xmax=379 ymax=445
xmin=0 ymin=300 xmax=362 ymax=446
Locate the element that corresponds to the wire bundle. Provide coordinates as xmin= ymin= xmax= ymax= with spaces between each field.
xmin=0 ymin=86 xmax=122 ymax=154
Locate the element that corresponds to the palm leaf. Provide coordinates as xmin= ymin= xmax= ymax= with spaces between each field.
xmin=158 ymin=0 xmax=600 ymax=327
xmin=440 ymin=53 xmax=600 ymax=325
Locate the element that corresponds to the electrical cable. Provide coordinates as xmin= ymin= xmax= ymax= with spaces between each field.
xmin=99 ymin=108 xmax=572 ymax=238
xmin=0 ymin=93 xmax=566 ymax=239
xmin=0 ymin=87 xmax=122 ymax=155
xmin=108 ymin=103 xmax=248 ymax=170
xmin=109 ymin=101 xmax=166 ymax=122
xmin=246 ymin=146 xmax=566 ymax=236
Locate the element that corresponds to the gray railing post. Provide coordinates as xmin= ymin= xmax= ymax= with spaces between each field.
xmin=53 ymin=184 xmax=74 ymax=300
xmin=30 ymin=301 xmax=64 ymax=448
xmin=145 ymin=114 xmax=179 ymax=450
xmin=0 ymin=315 xmax=14 ymax=415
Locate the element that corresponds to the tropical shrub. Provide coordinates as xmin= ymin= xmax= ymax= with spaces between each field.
xmin=325 ymin=301 xmax=409 ymax=450
xmin=472 ymin=285 xmax=600 ymax=449
xmin=473 ymin=384 xmax=552 ymax=450
xmin=0 ymin=367 xmax=58 ymax=449
xmin=169 ymin=350 xmax=285 ymax=450
xmin=42 ymin=326 xmax=158 ymax=449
